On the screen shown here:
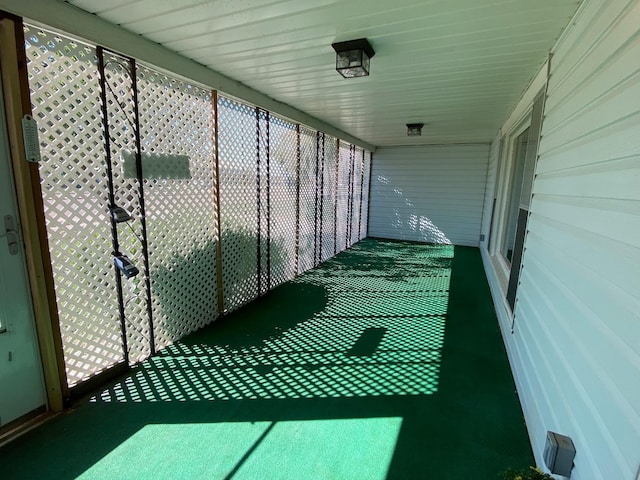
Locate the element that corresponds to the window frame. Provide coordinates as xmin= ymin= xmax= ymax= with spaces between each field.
xmin=488 ymin=113 xmax=532 ymax=288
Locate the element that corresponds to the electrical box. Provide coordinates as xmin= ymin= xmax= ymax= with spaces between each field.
xmin=543 ymin=431 xmax=575 ymax=477
xmin=113 ymin=254 xmax=139 ymax=279
xmin=111 ymin=206 xmax=131 ymax=223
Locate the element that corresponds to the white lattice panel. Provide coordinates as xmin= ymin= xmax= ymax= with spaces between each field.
xmin=136 ymin=65 xmax=218 ymax=351
xmin=25 ymin=26 xmax=124 ymax=387
xmin=298 ymin=126 xmax=317 ymax=274
xmin=268 ymin=115 xmax=297 ymax=287
xmin=321 ymin=135 xmax=337 ymax=262
xmin=360 ymin=152 xmax=372 ymax=240
xmin=336 ymin=143 xmax=351 ymax=253
xmin=257 ymin=110 xmax=270 ymax=294
xmin=218 ymin=96 xmax=258 ymax=312
xmin=351 ymin=148 xmax=363 ymax=246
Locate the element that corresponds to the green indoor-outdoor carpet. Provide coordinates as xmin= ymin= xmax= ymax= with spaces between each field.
xmin=0 ymin=238 xmax=533 ymax=479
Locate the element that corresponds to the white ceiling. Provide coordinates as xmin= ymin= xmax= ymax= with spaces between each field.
xmin=64 ymin=0 xmax=580 ymax=147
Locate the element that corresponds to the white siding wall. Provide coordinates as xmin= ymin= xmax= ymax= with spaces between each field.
xmin=480 ymin=138 xmax=500 ymax=247
xmin=482 ymin=1 xmax=640 ymax=478
xmin=368 ymin=144 xmax=489 ymax=246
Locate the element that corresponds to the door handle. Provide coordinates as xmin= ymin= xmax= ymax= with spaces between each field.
xmin=4 ymin=215 xmax=19 ymax=255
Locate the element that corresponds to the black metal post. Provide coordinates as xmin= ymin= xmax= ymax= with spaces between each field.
xmin=129 ymin=57 xmax=155 ymax=356
xmin=255 ymin=107 xmax=261 ymax=296
xmin=96 ymin=47 xmax=128 ymax=364
xmin=295 ymin=125 xmax=301 ymax=275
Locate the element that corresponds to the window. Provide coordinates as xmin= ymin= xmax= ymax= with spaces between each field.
xmin=501 ymin=127 xmax=529 ymax=264
xmin=489 ymin=89 xmax=545 ymax=316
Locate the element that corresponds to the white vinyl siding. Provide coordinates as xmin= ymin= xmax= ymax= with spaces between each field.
xmin=479 ymin=139 xmax=500 ymax=245
xmin=368 ymin=144 xmax=490 ymax=246
xmin=483 ymin=1 xmax=640 ymax=478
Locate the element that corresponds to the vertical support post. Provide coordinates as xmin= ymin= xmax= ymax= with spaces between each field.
xmin=265 ymin=111 xmax=271 ymax=291
xmin=318 ymin=133 xmax=325 ymax=263
xmin=346 ymin=144 xmax=354 ymax=246
xmin=294 ymin=124 xmax=301 ymax=275
xmin=313 ymin=131 xmax=320 ymax=266
xmin=96 ymin=46 xmax=128 ymax=365
xmin=255 ymin=107 xmax=261 ymax=296
xmin=333 ymin=138 xmax=339 ymax=255
xmin=212 ymin=91 xmax=224 ymax=315
xmin=129 ymin=57 xmax=155 ymax=355
xmin=358 ymin=148 xmax=365 ymax=241
xmin=366 ymin=152 xmax=373 ymax=238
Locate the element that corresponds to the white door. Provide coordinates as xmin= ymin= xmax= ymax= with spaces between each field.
xmin=0 ymin=76 xmax=46 ymax=428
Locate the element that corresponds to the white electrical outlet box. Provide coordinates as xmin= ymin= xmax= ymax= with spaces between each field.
xmin=543 ymin=431 xmax=575 ymax=477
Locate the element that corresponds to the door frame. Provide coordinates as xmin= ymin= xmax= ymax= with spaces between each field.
xmin=0 ymin=13 xmax=66 ymax=416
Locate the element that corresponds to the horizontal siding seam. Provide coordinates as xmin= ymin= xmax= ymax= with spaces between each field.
xmin=540 ymin=107 xmax=640 ymax=158
xmin=535 ymin=153 xmax=640 ymax=176
xmin=537 ymin=111 xmax=640 ymax=161
xmin=543 ymin=63 xmax=640 ymax=137
xmin=533 ymin=193 xmax=640 ymax=215
xmin=547 ymin=0 xmax=636 ymax=97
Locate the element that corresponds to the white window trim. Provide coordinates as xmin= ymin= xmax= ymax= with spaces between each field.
xmin=488 ymin=113 xmax=531 ymax=294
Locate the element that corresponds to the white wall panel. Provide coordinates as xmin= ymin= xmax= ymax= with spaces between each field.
xmin=479 ymin=138 xmax=500 ymax=245
xmin=369 ymin=144 xmax=489 ymax=246
xmin=481 ymin=1 xmax=640 ymax=478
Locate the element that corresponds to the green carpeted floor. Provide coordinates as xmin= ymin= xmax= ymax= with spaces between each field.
xmin=0 ymin=238 xmax=533 ymax=479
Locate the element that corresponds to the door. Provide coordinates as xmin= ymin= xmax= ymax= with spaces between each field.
xmin=0 ymin=74 xmax=46 ymax=428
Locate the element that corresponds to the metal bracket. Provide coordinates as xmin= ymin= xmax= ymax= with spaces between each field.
xmin=4 ymin=215 xmax=19 ymax=255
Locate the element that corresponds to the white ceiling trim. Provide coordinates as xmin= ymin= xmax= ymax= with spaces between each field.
xmin=0 ymin=0 xmax=376 ymax=151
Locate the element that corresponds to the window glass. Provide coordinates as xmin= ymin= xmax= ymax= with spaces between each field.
xmin=500 ymin=127 xmax=529 ymax=264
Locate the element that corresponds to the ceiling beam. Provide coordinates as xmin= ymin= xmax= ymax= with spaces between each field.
xmin=0 ymin=0 xmax=376 ymax=151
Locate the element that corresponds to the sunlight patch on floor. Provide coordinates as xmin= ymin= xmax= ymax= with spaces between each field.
xmin=78 ymin=417 xmax=402 ymax=480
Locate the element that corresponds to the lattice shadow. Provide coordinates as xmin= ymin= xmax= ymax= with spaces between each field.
xmin=92 ymin=239 xmax=453 ymax=403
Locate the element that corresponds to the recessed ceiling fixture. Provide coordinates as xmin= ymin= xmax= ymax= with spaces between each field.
xmin=406 ymin=123 xmax=425 ymax=136
xmin=331 ymin=38 xmax=375 ymax=78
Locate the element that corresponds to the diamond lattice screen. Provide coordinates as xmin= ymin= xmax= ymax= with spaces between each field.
xmin=25 ymin=25 xmax=373 ymax=391
xmin=351 ymin=148 xmax=363 ymax=246
xmin=136 ymin=65 xmax=218 ymax=351
xmin=101 ymin=51 xmax=152 ymax=364
xmin=25 ymin=27 xmax=124 ymax=387
xmin=257 ymin=109 xmax=270 ymax=294
xmin=298 ymin=126 xmax=317 ymax=274
xmin=336 ymin=143 xmax=351 ymax=253
xmin=321 ymin=135 xmax=337 ymax=262
xmin=218 ymin=96 xmax=258 ymax=312
xmin=360 ymin=152 xmax=372 ymax=240
xmin=268 ymin=115 xmax=297 ymax=287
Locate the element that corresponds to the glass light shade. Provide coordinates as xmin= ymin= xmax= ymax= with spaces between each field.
xmin=332 ymin=38 xmax=375 ymax=78
xmin=336 ymin=49 xmax=371 ymax=78
xmin=406 ymin=123 xmax=424 ymax=136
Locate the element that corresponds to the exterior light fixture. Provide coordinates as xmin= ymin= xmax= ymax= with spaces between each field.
xmin=331 ymin=38 xmax=375 ymax=78
xmin=406 ymin=123 xmax=424 ymax=136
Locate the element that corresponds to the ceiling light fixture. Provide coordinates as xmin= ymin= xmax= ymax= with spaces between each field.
xmin=406 ymin=123 xmax=424 ymax=136
xmin=331 ymin=38 xmax=375 ymax=78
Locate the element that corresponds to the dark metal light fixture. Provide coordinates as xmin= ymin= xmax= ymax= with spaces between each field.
xmin=331 ymin=38 xmax=375 ymax=78
xmin=406 ymin=123 xmax=424 ymax=136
